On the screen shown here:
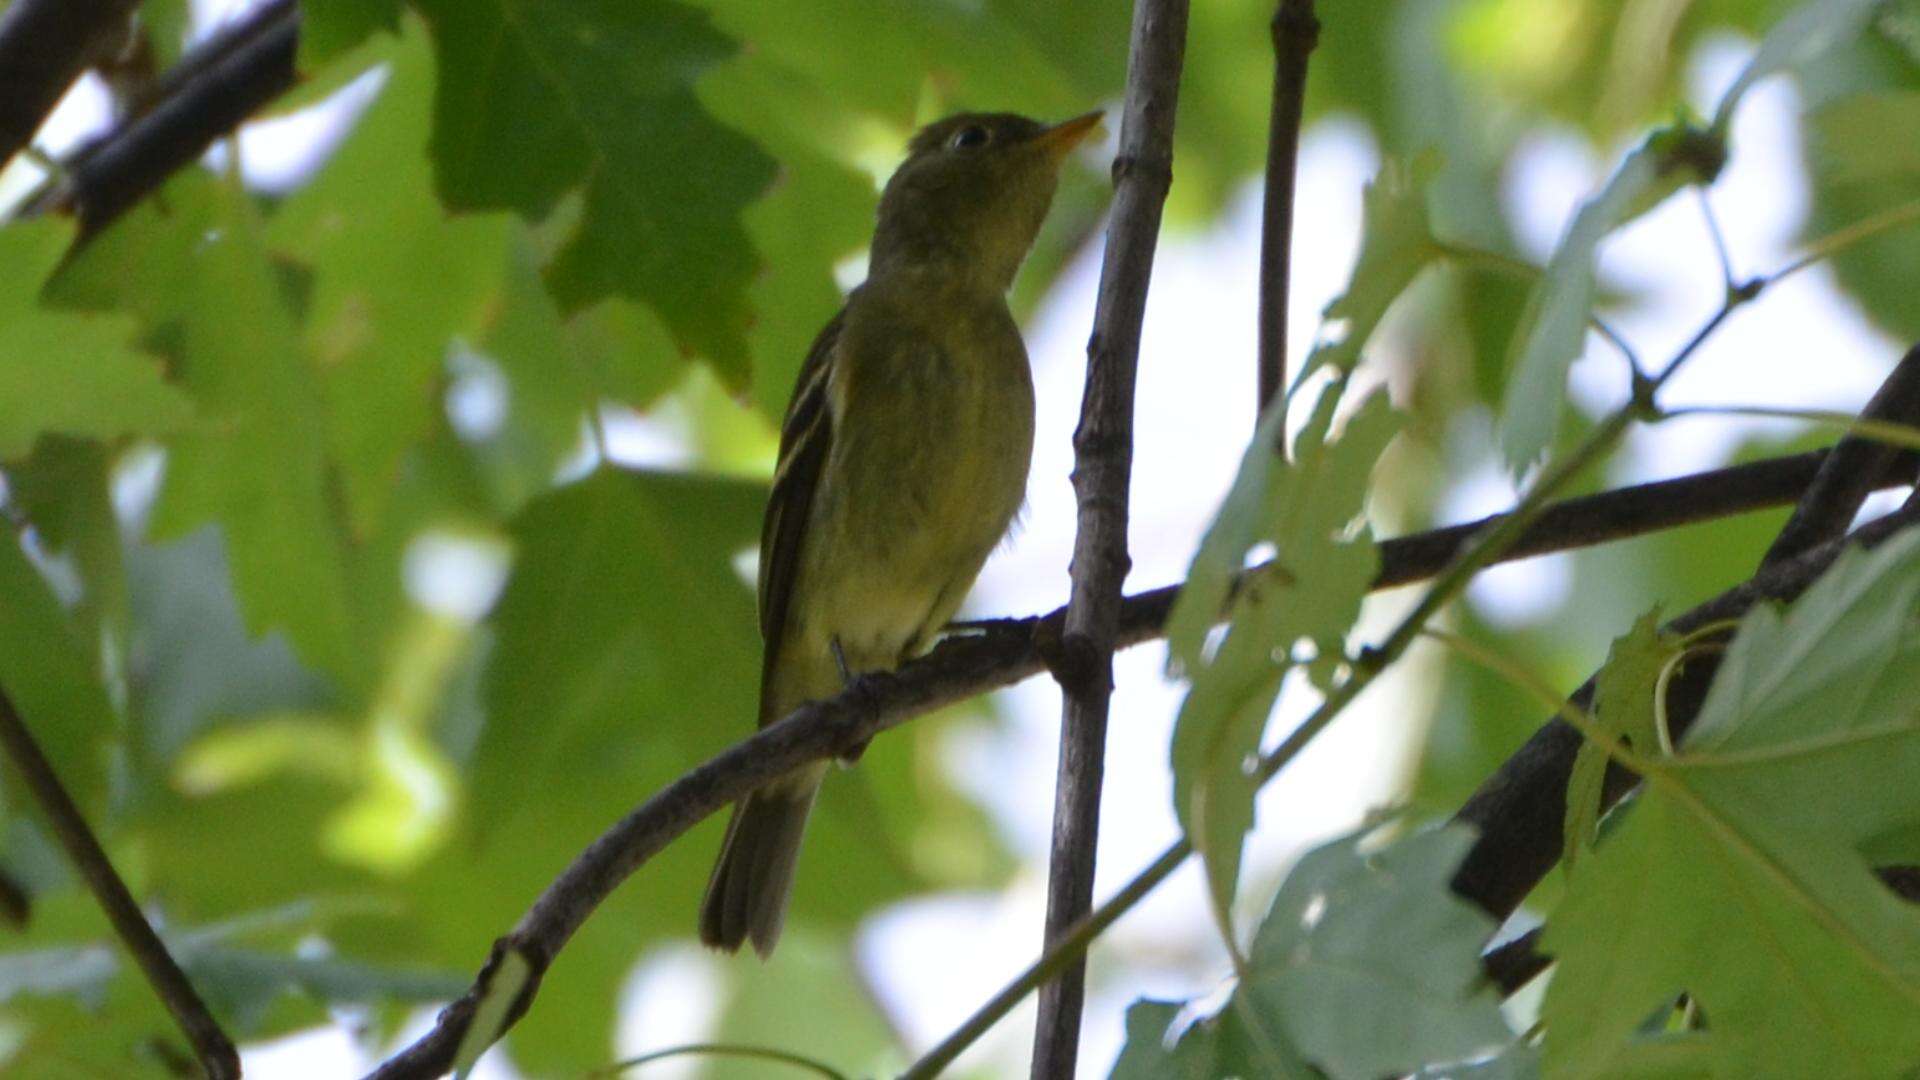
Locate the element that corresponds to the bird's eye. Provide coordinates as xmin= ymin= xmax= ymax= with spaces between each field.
xmin=948 ymin=125 xmax=991 ymax=151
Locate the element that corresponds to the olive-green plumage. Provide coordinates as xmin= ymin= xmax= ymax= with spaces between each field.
xmin=699 ymin=110 xmax=1101 ymax=957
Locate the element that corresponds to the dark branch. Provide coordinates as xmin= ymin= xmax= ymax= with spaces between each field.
xmin=363 ymin=444 xmax=1897 ymax=1079
xmin=0 ymin=689 xmax=237 ymax=1079
xmin=1035 ymin=2 xmax=1190 ymax=1074
xmin=0 ymin=0 xmax=138 ymax=171
xmin=1453 ymin=347 xmax=1920 ymax=924
xmin=1763 ymin=343 xmax=1920 ymax=565
xmin=23 ymin=0 xmax=298 ymax=235
xmin=1255 ymin=0 xmax=1318 ymax=416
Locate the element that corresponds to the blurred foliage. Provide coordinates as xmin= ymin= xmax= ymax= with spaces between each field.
xmin=0 ymin=0 xmax=1915 ymax=1075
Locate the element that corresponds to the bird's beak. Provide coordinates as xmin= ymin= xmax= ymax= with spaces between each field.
xmin=1034 ymin=110 xmax=1106 ymax=161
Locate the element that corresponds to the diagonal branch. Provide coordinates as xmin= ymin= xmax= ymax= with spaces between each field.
xmin=20 ymin=0 xmax=298 ymax=234
xmin=1452 ymin=344 xmax=1920 ymax=925
xmin=0 ymin=689 xmax=238 ymax=1079
xmin=1032 ymin=2 xmax=1190 ymax=1076
xmin=0 ymin=0 xmax=138 ymax=171
xmin=363 ymin=443 xmax=1902 ymax=1079
xmin=1255 ymin=0 xmax=1319 ymax=415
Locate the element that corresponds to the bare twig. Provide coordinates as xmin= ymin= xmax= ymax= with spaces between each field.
xmin=0 ymin=0 xmax=138 ymax=171
xmin=1032 ymin=3 xmax=1189 ymax=1077
xmin=1452 ymin=347 xmax=1920 ymax=923
xmin=21 ymin=0 xmax=298 ymax=234
xmin=0 ymin=690 xmax=237 ymax=1078
xmin=1255 ymin=0 xmax=1318 ymax=415
xmin=360 ymin=444 xmax=1899 ymax=1078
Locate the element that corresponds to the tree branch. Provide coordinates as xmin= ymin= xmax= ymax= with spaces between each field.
xmin=0 ymin=0 xmax=138 ymax=171
xmin=1255 ymin=0 xmax=1318 ymax=415
xmin=1452 ymin=346 xmax=1920 ymax=924
xmin=1033 ymin=2 xmax=1189 ymax=1077
xmin=21 ymin=0 xmax=298 ymax=235
xmin=362 ymin=444 xmax=1899 ymax=1079
xmin=0 ymin=689 xmax=237 ymax=1079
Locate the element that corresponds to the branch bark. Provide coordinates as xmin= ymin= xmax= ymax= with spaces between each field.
xmin=21 ymin=0 xmax=298 ymax=235
xmin=0 ymin=0 xmax=138 ymax=172
xmin=362 ymin=444 xmax=1901 ymax=1079
xmin=1032 ymin=3 xmax=1189 ymax=1077
xmin=1453 ymin=345 xmax=1920 ymax=924
xmin=1255 ymin=0 xmax=1318 ymax=415
xmin=0 ymin=690 xmax=237 ymax=1079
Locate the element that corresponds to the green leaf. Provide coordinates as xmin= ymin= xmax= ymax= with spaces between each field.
xmin=1812 ymin=90 xmax=1920 ymax=184
xmin=7 ymin=437 xmax=129 ymax=654
xmin=0 ymin=529 xmax=121 ymax=807
xmin=1713 ymin=0 xmax=1889 ymax=131
xmin=1242 ymin=825 xmax=1513 ymax=1079
xmin=1168 ymin=385 xmax=1397 ymax=943
xmin=297 ymin=0 xmax=401 ymax=69
xmin=1110 ymin=998 xmax=1299 ymax=1080
xmin=473 ymin=466 xmax=764 ymax=825
xmin=267 ymin=22 xmax=514 ymax=539
xmin=1543 ymin=531 xmax=1920 ymax=1076
xmin=413 ymin=0 xmax=777 ymax=383
xmin=1299 ymin=152 xmax=1442 ymax=384
xmin=1565 ymin=608 xmax=1675 ymax=867
xmin=1499 ymin=124 xmax=1723 ymax=473
xmin=0 ymin=221 xmax=190 ymax=459
xmin=148 ymin=181 xmax=360 ymax=685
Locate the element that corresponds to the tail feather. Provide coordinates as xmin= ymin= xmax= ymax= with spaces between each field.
xmin=699 ymin=769 xmax=822 ymax=957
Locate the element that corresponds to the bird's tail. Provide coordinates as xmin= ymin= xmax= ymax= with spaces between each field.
xmin=698 ymin=764 xmax=826 ymax=957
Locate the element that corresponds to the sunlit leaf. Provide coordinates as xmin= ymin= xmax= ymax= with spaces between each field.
xmin=1564 ymin=607 xmax=1674 ymax=867
xmin=0 ymin=221 xmax=190 ymax=459
xmin=1168 ymin=384 xmax=1397 ymax=942
xmin=1499 ymin=124 xmax=1723 ymax=472
xmin=1299 ymin=152 xmax=1442 ymax=384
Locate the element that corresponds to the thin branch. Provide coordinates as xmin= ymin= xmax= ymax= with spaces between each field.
xmin=1255 ymin=0 xmax=1319 ymax=416
xmin=20 ymin=0 xmax=298 ymax=234
xmin=360 ymin=445 xmax=1901 ymax=1078
xmin=1452 ymin=346 xmax=1920 ymax=923
xmin=1033 ymin=1 xmax=1189 ymax=1076
xmin=0 ymin=0 xmax=138 ymax=171
xmin=0 ymin=689 xmax=238 ymax=1079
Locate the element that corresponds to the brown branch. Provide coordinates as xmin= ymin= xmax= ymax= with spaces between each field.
xmin=0 ymin=0 xmax=138 ymax=171
xmin=1255 ymin=0 xmax=1318 ymax=416
xmin=362 ymin=445 xmax=1896 ymax=1079
xmin=1032 ymin=3 xmax=1190 ymax=1077
xmin=22 ymin=0 xmax=298 ymax=235
xmin=1453 ymin=346 xmax=1920 ymax=924
xmin=0 ymin=689 xmax=237 ymax=1078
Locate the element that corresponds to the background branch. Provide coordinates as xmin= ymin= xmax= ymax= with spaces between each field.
xmin=0 ymin=689 xmax=237 ymax=1079
xmin=1452 ymin=345 xmax=1920 ymax=925
xmin=1255 ymin=0 xmax=1318 ymax=415
xmin=0 ymin=0 xmax=138 ymax=171
xmin=21 ymin=0 xmax=297 ymax=235
xmin=1032 ymin=1 xmax=1190 ymax=1075
xmin=364 ymin=441 xmax=1900 ymax=1078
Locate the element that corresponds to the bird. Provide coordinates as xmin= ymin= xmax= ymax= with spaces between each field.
xmin=699 ymin=109 xmax=1104 ymax=957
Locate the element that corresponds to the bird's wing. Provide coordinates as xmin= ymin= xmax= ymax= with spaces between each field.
xmin=756 ymin=307 xmax=845 ymax=724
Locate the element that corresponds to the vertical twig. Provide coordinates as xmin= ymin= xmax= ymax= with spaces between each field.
xmin=0 ymin=691 xmax=238 ymax=1078
xmin=1031 ymin=2 xmax=1190 ymax=1077
xmin=0 ymin=0 xmax=138 ymax=171
xmin=1256 ymin=0 xmax=1319 ymax=417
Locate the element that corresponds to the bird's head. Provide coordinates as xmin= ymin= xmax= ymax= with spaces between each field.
xmin=870 ymin=110 xmax=1103 ymax=293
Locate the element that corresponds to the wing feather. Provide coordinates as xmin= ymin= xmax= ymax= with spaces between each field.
xmin=756 ymin=308 xmax=844 ymax=723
